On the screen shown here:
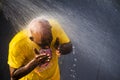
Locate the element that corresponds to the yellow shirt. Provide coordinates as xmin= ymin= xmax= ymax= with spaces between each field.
xmin=8 ymin=19 xmax=70 ymax=80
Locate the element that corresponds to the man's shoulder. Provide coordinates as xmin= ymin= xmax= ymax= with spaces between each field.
xmin=9 ymin=29 xmax=29 ymax=47
xmin=48 ymin=19 xmax=64 ymax=33
xmin=49 ymin=19 xmax=61 ymax=28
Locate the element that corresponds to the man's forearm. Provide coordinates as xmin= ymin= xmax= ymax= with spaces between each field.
xmin=59 ymin=42 xmax=73 ymax=55
xmin=11 ymin=58 xmax=38 ymax=80
xmin=54 ymin=38 xmax=72 ymax=55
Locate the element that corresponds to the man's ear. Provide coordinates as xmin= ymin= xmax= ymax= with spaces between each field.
xmin=29 ymin=36 xmax=34 ymax=41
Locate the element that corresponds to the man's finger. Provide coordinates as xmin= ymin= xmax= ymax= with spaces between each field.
xmin=40 ymin=56 xmax=49 ymax=64
xmin=34 ymin=48 xmax=40 ymax=55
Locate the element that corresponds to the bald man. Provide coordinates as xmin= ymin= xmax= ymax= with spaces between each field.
xmin=8 ymin=18 xmax=72 ymax=80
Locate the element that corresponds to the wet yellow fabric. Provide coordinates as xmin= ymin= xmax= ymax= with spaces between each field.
xmin=8 ymin=19 xmax=70 ymax=80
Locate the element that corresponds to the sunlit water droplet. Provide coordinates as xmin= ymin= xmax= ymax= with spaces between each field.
xmin=74 ymin=58 xmax=77 ymax=62
xmin=73 ymin=64 xmax=76 ymax=67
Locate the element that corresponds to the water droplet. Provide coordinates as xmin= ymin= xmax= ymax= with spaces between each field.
xmin=72 ymin=75 xmax=76 ymax=78
xmin=70 ymin=69 xmax=73 ymax=72
xmin=70 ymin=74 xmax=76 ymax=78
xmin=73 ymin=51 xmax=75 ymax=55
xmin=74 ymin=58 xmax=77 ymax=62
xmin=73 ymin=64 xmax=76 ymax=67
xmin=72 ymin=46 xmax=75 ymax=49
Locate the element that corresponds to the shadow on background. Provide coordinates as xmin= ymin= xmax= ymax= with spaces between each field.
xmin=0 ymin=11 xmax=15 ymax=80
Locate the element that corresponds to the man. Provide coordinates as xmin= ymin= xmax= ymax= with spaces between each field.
xmin=8 ymin=18 xmax=72 ymax=80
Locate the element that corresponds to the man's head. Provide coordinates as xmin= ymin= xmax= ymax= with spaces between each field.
xmin=28 ymin=18 xmax=53 ymax=49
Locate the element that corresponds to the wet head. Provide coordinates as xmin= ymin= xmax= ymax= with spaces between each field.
xmin=28 ymin=18 xmax=53 ymax=49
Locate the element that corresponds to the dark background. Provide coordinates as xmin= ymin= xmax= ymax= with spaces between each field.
xmin=0 ymin=0 xmax=120 ymax=80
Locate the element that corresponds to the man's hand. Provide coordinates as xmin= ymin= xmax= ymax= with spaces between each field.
xmin=34 ymin=48 xmax=52 ymax=66
xmin=10 ymin=48 xmax=50 ymax=80
xmin=54 ymin=38 xmax=72 ymax=55
xmin=54 ymin=38 xmax=61 ymax=56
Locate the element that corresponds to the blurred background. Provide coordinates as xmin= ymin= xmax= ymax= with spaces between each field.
xmin=0 ymin=0 xmax=120 ymax=80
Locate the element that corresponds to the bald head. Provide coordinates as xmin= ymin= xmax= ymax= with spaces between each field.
xmin=28 ymin=18 xmax=51 ymax=32
xmin=28 ymin=18 xmax=53 ymax=48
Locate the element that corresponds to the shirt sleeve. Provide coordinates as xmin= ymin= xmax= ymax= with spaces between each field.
xmin=8 ymin=43 xmax=26 ymax=68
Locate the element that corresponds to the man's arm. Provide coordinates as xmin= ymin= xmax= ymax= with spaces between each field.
xmin=59 ymin=41 xmax=72 ymax=55
xmin=10 ymin=54 xmax=48 ymax=80
xmin=54 ymin=38 xmax=72 ymax=55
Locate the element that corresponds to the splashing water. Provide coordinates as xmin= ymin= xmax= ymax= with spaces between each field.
xmin=2 ymin=0 xmax=120 ymax=80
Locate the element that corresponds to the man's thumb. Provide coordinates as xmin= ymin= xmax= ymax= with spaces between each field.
xmin=34 ymin=48 xmax=40 ymax=55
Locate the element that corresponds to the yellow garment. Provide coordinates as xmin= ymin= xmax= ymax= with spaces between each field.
xmin=8 ymin=19 xmax=70 ymax=80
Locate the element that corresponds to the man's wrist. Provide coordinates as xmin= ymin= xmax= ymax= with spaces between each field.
xmin=28 ymin=58 xmax=39 ymax=68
